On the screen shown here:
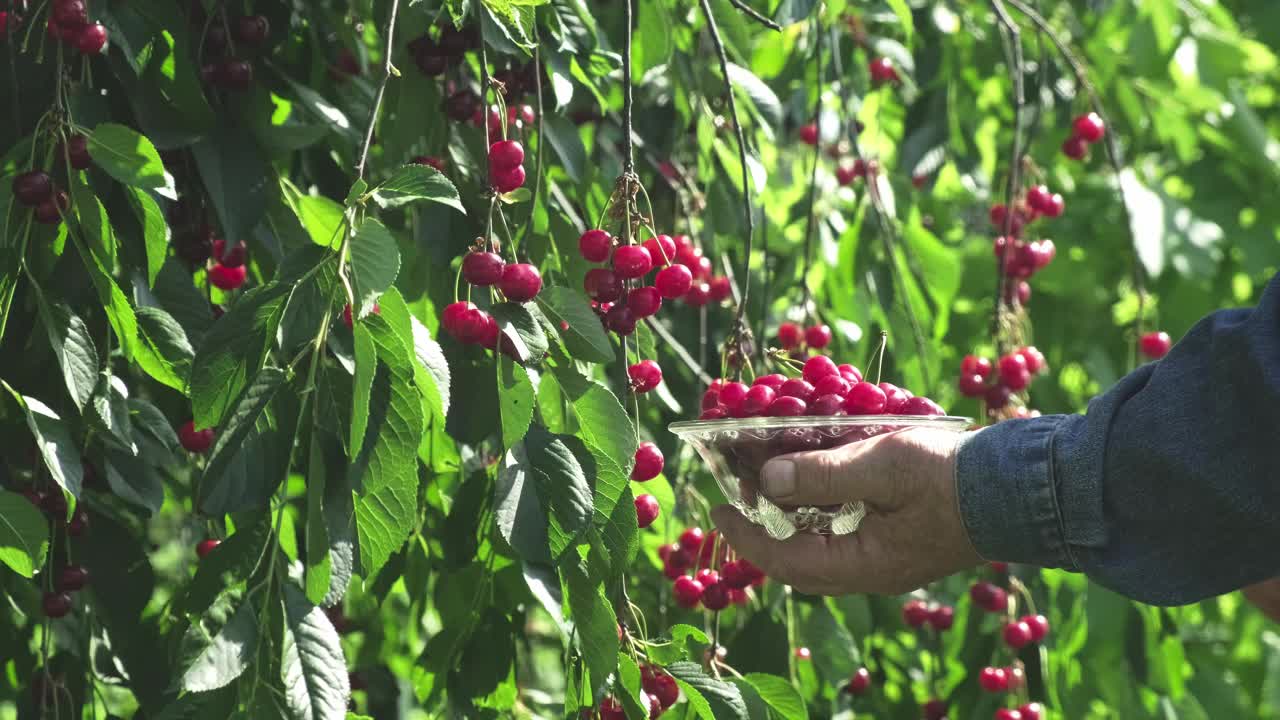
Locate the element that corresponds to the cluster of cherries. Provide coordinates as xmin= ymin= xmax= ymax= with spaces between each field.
xmin=901 ymin=598 xmax=958 ymax=632
xmin=593 ymin=663 xmax=681 ymax=719
xmin=208 ymin=237 xmax=248 ymax=290
xmin=631 ymin=441 xmax=664 ymax=528
xmin=776 ymin=321 xmax=833 ymax=351
xmin=11 ymin=170 xmax=70 ymax=226
xmin=488 ymin=139 xmax=526 ymax=194
xmin=18 ymin=486 xmax=91 ymax=618
xmin=409 ymin=23 xmax=477 ymax=77
xmin=42 ymin=0 xmax=108 ymax=55
xmin=1061 ymin=112 xmax=1107 ymax=161
xmin=662 ymin=528 xmax=763 ymax=611
xmin=197 ymin=13 xmax=270 ymax=92
xmin=968 ymin=576 xmax=1052 ymax=720
xmin=697 ymin=356 xmax=945 ymax=420
xmin=956 ymin=347 xmax=1047 ymax=410
xmin=440 ymin=246 xmax=542 ymax=348
xmin=797 ymin=123 xmax=874 ymax=188
xmin=579 ymin=229 xmax=732 ymax=336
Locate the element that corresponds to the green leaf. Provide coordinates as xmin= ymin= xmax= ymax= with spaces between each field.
xmin=0 ymin=490 xmax=50 ymax=578
xmin=742 ymin=674 xmax=808 ymax=720
xmin=494 ymin=444 xmax=552 ymax=565
xmin=646 ymin=624 xmax=711 ymax=665
xmin=524 ymin=425 xmax=593 ymax=557
xmin=562 ymin=558 xmax=618 ymax=698
xmin=349 ymin=218 xmax=400 ymax=316
xmin=181 ymin=599 xmax=259 ymax=692
xmin=104 ymin=448 xmax=165 ymax=513
xmin=202 ymin=367 xmax=287 ymax=488
xmin=498 ymin=357 xmax=535 ymax=449
xmin=2 ymin=386 xmax=83 ymax=501
xmin=885 ymin=0 xmax=914 ymax=44
xmin=72 ymin=227 xmax=141 ymax=364
xmin=350 ymin=322 xmax=376 ymax=459
xmin=286 ymin=182 xmax=346 ymax=249
xmin=34 ymin=297 xmax=99 ymax=411
xmin=87 ymin=123 xmax=177 ymax=198
xmin=726 ymin=63 xmax=782 ymax=130
xmin=136 ymin=305 xmax=195 ymax=392
xmin=192 ymin=126 xmax=270 ymax=243
xmin=179 ymin=512 xmax=272 ymax=616
xmin=126 ymin=186 xmax=170 ymax=287
xmin=541 ymin=115 xmax=587 ymax=183
xmin=370 ymin=164 xmax=465 ymax=213
xmin=351 ymin=313 xmax=426 ymax=579
xmin=410 ymin=314 xmax=450 ymax=417
xmin=667 ymin=662 xmax=749 ymax=720
xmin=490 ymin=302 xmax=549 ymax=364
xmin=90 ymin=375 xmax=136 ymax=454
xmin=549 ymin=362 xmax=636 ymax=525
xmin=537 ymin=287 xmax=614 ymax=363
xmin=616 ymin=654 xmax=649 ymax=719
xmin=190 ymin=282 xmax=293 ymax=430
xmin=305 ymin=431 xmax=331 ymax=605
xmin=282 ymin=583 xmax=351 ymax=720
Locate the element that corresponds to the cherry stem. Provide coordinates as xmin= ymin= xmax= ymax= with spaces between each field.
xmin=871 ymin=331 xmax=889 ymax=385
xmin=354 ymin=0 xmax=402 ymax=181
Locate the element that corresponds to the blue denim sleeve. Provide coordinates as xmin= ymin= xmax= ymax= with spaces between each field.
xmin=955 ymin=273 xmax=1280 ymax=606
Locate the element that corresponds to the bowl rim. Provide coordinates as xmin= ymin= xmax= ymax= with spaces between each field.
xmin=668 ymin=414 xmax=974 ymax=436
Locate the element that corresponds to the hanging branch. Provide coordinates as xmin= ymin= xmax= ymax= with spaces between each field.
xmin=726 ymin=0 xmax=782 ymax=32
xmin=1003 ymin=0 xmax=1146 ymax=367
xmin=698 ymin=0 xmax=756 ymax=368
xmin=990 ymin=0 xmax=1025 ymax=358
xmin=355 ymin=0 xmax=403 ymax=181
xmin=798 ymin=18 xmax=824 ymax=319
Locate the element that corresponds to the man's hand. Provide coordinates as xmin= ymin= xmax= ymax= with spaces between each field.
xmin=712 ymin=427 xmax=984 ymax=595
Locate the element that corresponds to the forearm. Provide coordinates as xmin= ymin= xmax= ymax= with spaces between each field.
xmin=956 ymin=275 xmax=1280 ymax=605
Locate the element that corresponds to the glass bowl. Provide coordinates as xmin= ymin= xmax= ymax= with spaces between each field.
xmin=669 ymin=415 xmax=972 ymax=540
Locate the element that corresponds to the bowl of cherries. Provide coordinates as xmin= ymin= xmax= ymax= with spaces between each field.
xmin=669 ymin=354 xmax=971 ymax=540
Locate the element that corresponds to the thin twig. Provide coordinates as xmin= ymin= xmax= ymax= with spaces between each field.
xmin=698 ymin=0 xmax=756 ymax=363
xmin=354 ymin=0 xmax=403 ymax=181
xmin=622 ymin=0 xmax=636 ymax=176
xmin=799 ymin=19 xmax=824 ymax=319
xmin=645 ymin=318 xmax=713 ymax=385
xmin=758 ymin=218 xmax=769 ymax=362
xmin=726 ymin=0 xmax=782 ymax=31
xmin=990 ymin=0 xmax=1025 ymax=357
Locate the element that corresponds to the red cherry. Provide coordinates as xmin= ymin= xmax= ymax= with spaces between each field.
xmin=1003 ymin=620 xmax=1033 ymax=649
xmin=1018 ymin=703 xmax=1043 ymax=720
xmin=962 ymin=354 xmax=993 ymax=378
xmin=869 ymin=56 xmax=898 ymax=84
xmin=959 ymin=373 xmax=986 ymax=397
xmin=585 ymin=268 xmax=624 ymax=303
xmin=878 ymin=382 xmax=910 ymax=413
xmin=902 ymin=599 xmax=930 ymax=627
xmin=178 ymin=420 xmax=215 ymax=453
xmin=700 ymin=389 xmax=721 ymax=410
xmin=219 ymin=239 xmax=248 ymax=268
xmin=741 ymin=385 xmax=776 ymax=416
xmin=777 ymin=322 xmax=802 ymax=349
xmin=804 ymin=324 xmax=833 ymax=349
xmin=654 ymin=264 xmax=693 ymax=300
xmin=695 ymin=256 xmax=713 ymax=280
xmin=1042 ymin=193 xmax=1065 ymax=218
xmin=1025 ymin=185 xmax=1053 ymax=213
xmin=794 ymin=647 xmax=811 ymax=660
xmin=923 ymin=699 xmax=948 ymax=720
xmin=42 ymin=592 xmax=73 ymax=618
xmin=672 ymin=576 xmax=704 ymax=608
xmin=1023 ymin=614 xmax=1050 ymax=642
xmin=902 ymin=396 xmax=945 ymax=416
xmin=683 ymin=282 xmax=711 ymax=307
xmin=929 ymin=604 xmax=955 ymax=631
xmin=1073 ymin=112 xmax=1106 ymax=142
xmin=76 ymin=22 xmax=107 ymax=54
xmin=698 ymin=408 xmax=728 ymax=420
xmin=578 ymin=229 xmax=612 ymax=262
xmin=66 ymin=508 xmax=89 ymax=536
xmin=700 ymin=581 xmax=730 ymax=611
xmin=708 ymin=276 xmax=732 ymax=303
xmin=754 ymin=374 xmax=786 ymax=390
xmin=218 ymin=59 xmax=254 ymax=90
xmin=461 ymin=251 xmax=505 ymax=286
xmin=846 ymin=667 xmax=872 ymax=695
xmin=1006 ymin=665 xmax=1026 ymax=690
xmin=838 ymin=363 xmax=863 ymax=384
xmin=767 ymin=396 xmax=807 ymax=416
xmin=57 ymin=565 xmax=89 ymax=592
xmin=488 ymin=140 xmax=524 ymax=172
xmin=978 ymin=666 xmax=1009 ymax=692
xmin=209 ymin=263 xmax=247 ymax=290
xmin=778 ymin=378 xmax=815 ymax=403
xmin=844 ymin=382 xmax=887 ymax=415
xmin=985 ymin=384 xmax=1012 ymax=410
xmin=1062 ymin=135 xmax=1088 ymax=160
xmin=12 ymin=171 xmax=53 ymax=207
xmin=813 ymin=375 xmax=851 ymax=398
xmin=499 ymin=263 xmax=541 ymax=302
xmin=632 ymin=442 xmax=664 ymax=481
xmin=970 ymin=580 xmax=1009 ymax=612
xmin=718 ymin=381 xmax=749 ymax=412
xmin=694 ymin=568 xmax=720 ymax=588
xmin=998 ymin=353 xmax=1029 ymax=387
xmin=453 ymin=307 xmax=491 ymax=344
xmin=599 ymin=696 xmax=626 ymax=720
xmin=801 ymin=355 xmax=838 ymax=383
xmin=196 ymin=538 xmax=221 ymax=558
xmin=1019 ymin=346 xmax=1046 ymax=374
xmin=441 ymin=301 xmax=474 ymax=336
xmin=52 ymin=0 xmax=86 ymax=27
xmin=491 ymin=165 xmax=526 ymax=193
xmin=809 ymin=394 xmax=845 ymax=416
xmin=798 ymin=122 xmax=818 ymax=145
xmin=649 ymin=673 xmax=679 ymax=708
xmin=674 ymin=243 xmax=702 ymax=269
xmin=613 ymin=244 xmax=653 ymax=279
xmin=627 ymin=286 xmax=663 ymax=318
xmin=605 ymin=304 xmax=637 ymax=335
xmin=1030 ymin=239 xmax=1056 ymax=269
xmin=994 ymin=709 xmax=1023 ymax=720
xmin=643 ymin=234 xmax=676 ymax=265
xmin=835 ymin=163 xmax=862 ymax=186
xmin=628 ymin=360 xmax=663 ymax=393
xmin=635 ymin=494 xmax=660 ymax=528
xmin=1139 ymin=331 xmax=1171 ymax=359
xmin=678 ymin=527 xmax=705 ymax=552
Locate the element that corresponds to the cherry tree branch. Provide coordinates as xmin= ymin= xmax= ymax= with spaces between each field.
xmin=726 ymin=0 xmax=782 ymax=32
xmin=355 ymin=0 xmax=403 ymax=181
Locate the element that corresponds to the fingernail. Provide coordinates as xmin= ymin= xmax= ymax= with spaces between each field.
xmin=762 ymin=460 xmax=795 ymax=499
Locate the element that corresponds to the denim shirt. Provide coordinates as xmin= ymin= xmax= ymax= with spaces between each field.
xmin=955 ymin=273 xmax=1280 ymax=606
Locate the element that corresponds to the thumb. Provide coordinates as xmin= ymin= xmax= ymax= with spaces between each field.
xmin=759 ymin=430 xmax=901 ymax=506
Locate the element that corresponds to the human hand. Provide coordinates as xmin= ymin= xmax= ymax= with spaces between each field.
xmin=712 ymin=427 xmax=984 ymax=595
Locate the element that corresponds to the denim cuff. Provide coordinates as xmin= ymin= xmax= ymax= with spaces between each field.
xmin=955 ymin=417 xmax=1077 ymax=570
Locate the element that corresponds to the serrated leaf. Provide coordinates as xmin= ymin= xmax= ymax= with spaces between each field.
xmin=490 ymin=302 xmax=549 ymax=364
xmin=181 ymin=599 xmax=259 ymax=692
xmin=525 ymin=425 xmax=593 ymax=557
xmin=180 ymin=512 xmax=272 ymax=616
xmin=549 ymin=363 xmax=636 ymax=524
xmin=282 ymin=584 xmax=350 ymax=720
xmin=35 ymin=297 xmax=99 ymax=410
xmin=0 ymin=490 xmax=50 ymax=578
xmin=72 ymin=228 xmax=140 ymax=364
xmin=349 ymin=218 xmax=400 ymax=316
xmin=350 ymin=322 xmax=376 ymax=459
xmin=726 ymin=63 xmax=782 ymax=130
xmin=541 ymin=115 xmax=586 ymax=183
xmin=87 ymin=122 xmax=177 ymax=198
xmin=646 ymin=624 xmax=711 ymax=665
xmin=616 ymin=654 xmax=648 ymax=719
xmin=127 ymin=186 xmax=171 ymax=287
xmin=494 ymin=444 xmax=552 ymax=565
xmin=202 ymin=367 xmax=287 ymax=488
xmin=136 ymin=305 xmax=195 ymax=392
xmin=668 ymin=662 xmax=749 ymax=720
xmin=104 ymin=449 xmax=165 ymax=513
xmin=91 ymin=375 xmax=136 ymax=454
xmin=742 ymin=674 xmax=808 ymax=720
xmin=370 ymin=164 xmax=464 ymax=213
xmin=190 ymin=282 xmax=292 ymax=430
xmin=562 ymin=558 xmax=618 ymax=698
xmin=305 ymin=431 xmax=331 ymax=605
xmin=3 ymin=386 xmax=83 ymax=500
xmin=192 ymin=126 xmax=269 ymax=244
xmin=410 ymin=315 xmax=450 ymax=416
xmin=537 ymin=287 xmax=613 ymax=362
xmin=198 ymin=384 xmax=296 ymax=516
xmin=498 ymin=357 xmax=535 ymax=449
